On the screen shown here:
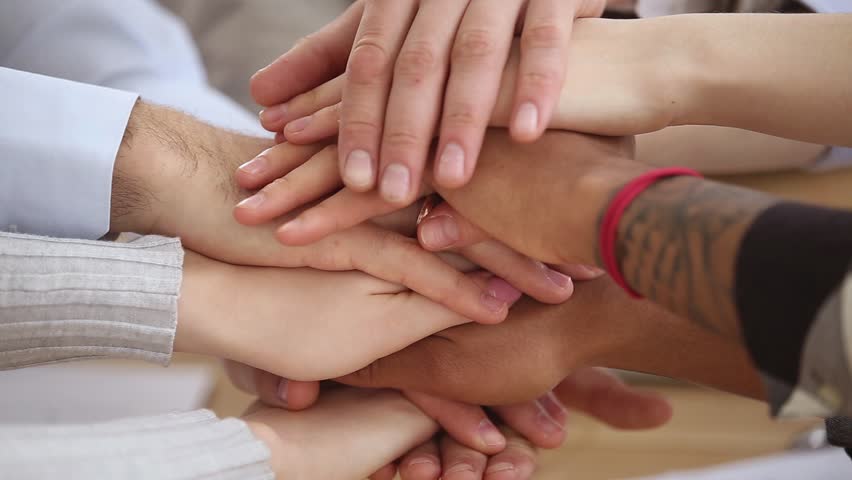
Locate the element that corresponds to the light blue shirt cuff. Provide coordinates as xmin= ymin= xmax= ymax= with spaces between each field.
xmin=0 ymin=67 xmax=138 ymax=239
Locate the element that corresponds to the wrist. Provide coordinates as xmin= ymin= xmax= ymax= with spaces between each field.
xmin=658 ymin=15 xmax=722 ymax=128
xmin=562 ymin=155 xmax=649 ymax=267
xmin=245 ymin=420 xmax=288 ymax=476
xmin=109 ymin=102 xmax=183 ymax=234
xmin=173 ymin=250 xmax=232 ymax=357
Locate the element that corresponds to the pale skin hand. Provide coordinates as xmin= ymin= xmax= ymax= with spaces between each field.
xmin=174 ymin=249 xmax=523 ymax=382
xmin=252 ymin=0 xmax=606 ymax=206
xmin=110 ymin=101 xmax=528 ymax=325
xmin=243 ymin=388 xmax=437 ymax=480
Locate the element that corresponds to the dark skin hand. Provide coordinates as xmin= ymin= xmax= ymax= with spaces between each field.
xmin=340 ymin=276 xmax=764 ymax=406
xmin=421 ymin=129 xmax=778 ymax=341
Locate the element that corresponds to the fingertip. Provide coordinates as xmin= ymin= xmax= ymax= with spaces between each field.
xmin=276 ymin=217 xmax=316 ymax=246
xmin=379 ymin=163 xmax=416 ymax=207
xmin=434 ymin=142 xmax=472 ymax=190
xmin=342 ymin=149 xmax=377 ymax=192
xmin=282 ymin=380 xmax=321 ymax=411
xmin=418 ymin=215 xmax=460 ymax=251
xmin=233 ymin=195 xmax=269 ymax=226
xmin=486 ymin=277 xmax=523 ymax=306
xmin=477 ymin=295 xmax=510 ymax=325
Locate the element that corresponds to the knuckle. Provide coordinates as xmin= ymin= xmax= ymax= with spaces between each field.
xmin=340 ymin=117 xmax=381 ymax=141
xmin=383 ymin=129 xmax=424 ymax=152
xmin=522 ymin=23 xmax=564 ymax=50
xmin=348 ymin=35 xmax=391 ymax=83
xmin=395 ymin=41 xmax=439 ymax=82
xmin=443 ymin=102 xmax=484 ymax=129
xmin=452 ymin=28 xmax=498 ymax=65
xmin=520 ymin=69 xmax=561 ymax=92
xmin=265 ymin=175 xmax=293 ymax=194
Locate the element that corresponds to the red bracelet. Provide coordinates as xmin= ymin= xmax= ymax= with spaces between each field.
xmin=599 ymin=167 xmax=703 ymax=298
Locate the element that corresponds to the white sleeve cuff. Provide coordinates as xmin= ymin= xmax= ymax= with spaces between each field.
xmin=0 ymin=67 xmax=138 ymax=239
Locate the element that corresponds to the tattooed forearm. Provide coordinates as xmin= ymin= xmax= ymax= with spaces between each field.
xmin=613 ymin=177 xmax=776 ymax=340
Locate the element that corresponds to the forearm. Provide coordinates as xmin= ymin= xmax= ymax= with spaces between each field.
xmin=109 ymin=101 xmax=272 ymax=236
xmin=557 ymin=278 xmax=764 ymax=399
xmin=490 ymin=14 xmax=852 ymax=146
xmin=614 ymin=177 xmax=776 ymax=338
xmin=671 ymin=13 xmax=852 ymax=146
xmin=611 ymin=176 xmax=852 ymax=416
xmin=637 ymin=126 xmax=827 ymax=175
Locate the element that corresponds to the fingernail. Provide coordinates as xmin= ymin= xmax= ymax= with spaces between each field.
xmin=486 ymin=463 xmax=516 ymax=475
xmin=260 ymin=103 xmax=287 ymax=124
xmin=236 ymin=192 xmax=266 ymax=210
xmin=419 ymin=215 xmax=459 ymax=250
xmin=580 ymin=265 xmax=607 ymax=278
xmin=487 ymin=277 xmax=522 ymax=304
xmin=479 ymin=418 xmax=503 ymax=445
xmin=278 ymin=216 xmax=304 ymax=235
xmin=277 ymin=378 xmax=289 ymax=406
xmin=238 ymin=155 xmax=269 ymax=176
xmin=344 ymin=150 xmax=375 ymax=189
xmin=285 ymin=115 xmax=311 ymax=133
xmin=481 ymin=293 xmax=508 ymax=313
xmin=380 ymin=163 xmax=411 ymax=204
xmin=542 ymin=265 xmax=573 ymax=289
xmin=535 ymin=393 xmax=567 ymax=435
xmin=514 ymin=102 xmax=539 ymax=138
xmin=437 ymin=143 xmax=466 ymax=185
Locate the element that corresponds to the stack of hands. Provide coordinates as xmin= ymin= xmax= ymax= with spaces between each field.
xmin=110 ymin=1 xmax=815 ymax=478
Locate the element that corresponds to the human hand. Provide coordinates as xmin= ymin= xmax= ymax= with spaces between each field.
xmin=338 ymin=274 xmax=765 ymax=405
xmin=229 ymin=363 xmax=670 ymax=472
xmin=384 ymin=369 xmax=672 ymax=480
xmin=242 ymin=388 xmax=437 ymax=480
xmin=242 ymin=128 xmax=642 ymax=268
xmin=175 ymin=249 xmax=521 ymax=381
xmin=233 ymin=140 xmax=580 ymax=304
xmin=251 ymin=0 xmax=606 ymax=205
xmin=110 ymin=101 xmax=523 ymax=324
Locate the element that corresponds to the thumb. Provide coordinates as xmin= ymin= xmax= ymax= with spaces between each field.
xmin=418 ymin=202 xmax=491 ymax=251
xmin=554 ymin=367 xmax=673 ymax=430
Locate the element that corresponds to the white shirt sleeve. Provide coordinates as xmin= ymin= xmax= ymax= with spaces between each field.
xmin=0 ymin=0 xmax=264 ymax=136
xmin=0 ymin=68 xmax=137 ymax=239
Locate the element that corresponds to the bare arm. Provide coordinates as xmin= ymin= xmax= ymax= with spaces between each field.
xmin=637 ymin=126 xmax=827 ymax=175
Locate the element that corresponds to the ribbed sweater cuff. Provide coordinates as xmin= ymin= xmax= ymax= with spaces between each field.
xmin=0 ymin=409 xmax=273 ymax=479
xmin=0 ymin=233 xmax=182 ymax=369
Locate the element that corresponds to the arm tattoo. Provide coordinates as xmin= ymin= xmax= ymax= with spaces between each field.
xmin=614 ymin=177 xmax=776 ymax=339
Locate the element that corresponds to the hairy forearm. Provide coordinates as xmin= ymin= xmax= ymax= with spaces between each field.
xmin=110 ymin=101 xmax=272 ymax=235
xmin=637 ymin=126 xmax=827 ymax=175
